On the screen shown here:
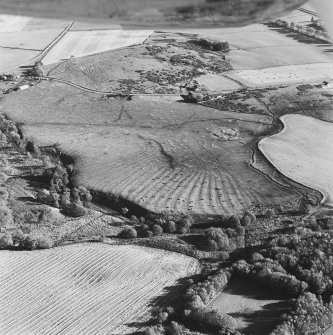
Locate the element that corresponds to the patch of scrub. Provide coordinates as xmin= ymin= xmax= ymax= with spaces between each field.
xmin=211 ymin=126 xmax=238 ymax=140
xmin=259 ymin=114 xmax=333 ymax=205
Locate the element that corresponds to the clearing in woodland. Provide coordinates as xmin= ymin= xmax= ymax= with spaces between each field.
xmin=0 ymin=243 xmax=200 ymax=335
xmin=208 ymin=278 xmax=291 ymax=335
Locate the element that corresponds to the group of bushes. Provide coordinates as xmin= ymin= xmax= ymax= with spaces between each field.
xmin=205 ymin=224 xmax=245 ymax=252
xmin=36 ymin=163 xmax=92 ymax=217
xmin=0 ymin=229 xmax=54 ymax=250
xmin=0 ymin=145 xmax=14 ymax=230
xmin=271 ymin=292 xmax=333 ymax=335
xmin=207 ymin=210 xmax=258 ymax=229
xmin=144 ymin=269 xmax=238 ymax=335
xmin=0 ymin=116 xmax=92 ymax=220
xmin=118 ymin=214 xmax=194 ymax=239
xmin=184 ymin=269 xmax=231 ymax=310
xmin=182 ymin=269 xmax=240 ymax=334
xmin=261 ymin=230 xmax=333 ymax=297
xmin=0 ymin=116 xmax=28 ymax=151
xmin=302 ymin=216 xmax=333 ymax=232
xmin=189 ymin=38 xmax=230 ymax=52
xmin=0 ymin=187 xmax=13 ymax=229
xmin=205 ymin=213 xmax=250 ymax=251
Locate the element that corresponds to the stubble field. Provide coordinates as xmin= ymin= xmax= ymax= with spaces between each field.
xmin=259 ymin=114 xmax=333 ymax=206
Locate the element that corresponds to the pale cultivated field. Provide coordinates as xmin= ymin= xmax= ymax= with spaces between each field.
xmin=228 ymin=63 xmax=333 ymax=87
xmin=259 ymin=114 xmax=333 ymax=205
xmin=0 ymin=15 xmax=69 ymax=32
xmin=0 ymin=29 xmax=64 ymax=50
xmin=196 ymin=73 xmax=243 ymax=92
xmin=0 ymin=15 xmax=31 ymax=32
xmin=0 ymin=48 xmax=39 ymax=73
xmin=0 ymin=15 xmax=69 ymax=72
xmin=0 ymin=243 xmax=200 ymax=335
xmin=42 ymin=30 xmax=153 ymax=65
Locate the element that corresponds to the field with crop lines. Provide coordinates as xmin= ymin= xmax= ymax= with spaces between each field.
xmin=20 ymin=121 xmax=298 ymax=216
xmin=259 ymin=114 xmax=333 ymax=206
xmin=42 ymin=30 xmax=152 ymax=65
xmin=0 ymin=243 xmax=200 ymax=335
xmin=0 ymin=82 xmax=302 ymax=216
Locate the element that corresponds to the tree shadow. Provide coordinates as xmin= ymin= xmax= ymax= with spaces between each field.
xmin=230 ymin=300 xmax=293 ymax=335
xmin=125 ymin=274 xmax=199 ymax=332
xmin=179 ymin=233 xmax=207 ymax=251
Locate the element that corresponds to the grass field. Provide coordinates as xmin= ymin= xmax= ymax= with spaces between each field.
xmin=259 ymin=114 xmax=333 ymax=206
xmin=0 ymin=243 xmax=200 ymax=335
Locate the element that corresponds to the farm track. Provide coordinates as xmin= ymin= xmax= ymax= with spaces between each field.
xmin=0 ymin=244 xmax=200 ymax=335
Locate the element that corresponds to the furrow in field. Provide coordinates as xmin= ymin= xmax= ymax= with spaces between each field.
xmin=151 ymin=169 xmax=192 ymax=211
xmin=171 ymin=169 xmax=203 ymax=213
xmin=187 ymin=171 xmax=206 ymax=213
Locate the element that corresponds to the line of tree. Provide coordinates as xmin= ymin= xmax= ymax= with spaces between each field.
xmin=274 ymin=19 xmax=330 ymax=42
xmin=0 ymin=229 xmax=54 ymax=250
xmin=233 ymin=258 xmax=308 ymax=297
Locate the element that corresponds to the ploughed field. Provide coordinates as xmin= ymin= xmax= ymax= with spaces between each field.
xmin=259 ymin=114 xmax=333 ymax=206
xmin=0 ymin=243 xmax=200 ymax=335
